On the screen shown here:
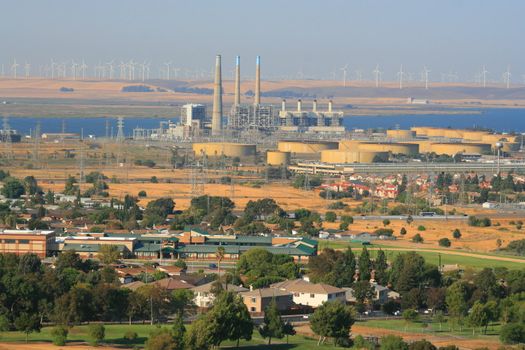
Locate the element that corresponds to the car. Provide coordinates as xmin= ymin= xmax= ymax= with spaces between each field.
xmin=209 ymin=263 xmax=218 ymax=269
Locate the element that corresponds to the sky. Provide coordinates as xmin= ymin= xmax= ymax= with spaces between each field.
xmin=1 ymin=0 xmax=524 ymax=81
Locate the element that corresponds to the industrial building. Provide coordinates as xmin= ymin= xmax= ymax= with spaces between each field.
xmin=278 ymin=99 xmax=344 ymax=133
xmin=227 ymin=56 xmax=277 ymax=132
xmin=192 ymin=142 xmax=256 ymax=158
xmin=0 ymin=229 xmax=56 ymax=257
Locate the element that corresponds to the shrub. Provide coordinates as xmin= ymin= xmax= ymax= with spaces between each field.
xmin=138 ymin=190 xmax=147 ymax=197
xmin=150 ymin=176 xmax=158 ymax=183
xmin=88 ymin=324 xmax=105 ymax=346
xmin=339 ymin=222 xmax=349 ymax=231
xmin=417 ymin=225 xmax=426 ymax=231
xmin=327 ymin=201 xmax=347 ymax=210
xmin=374 ymin=228 xmax=394 ymax=236
xmin=341 ymin=215 xmax=354 ymax=224
xmin=500 ymin=323 xmax=525 ymax=344
xmin=412 ymin=234 xmax=424 ymax=243
xmin=51 ymin=326 xmax=68 ymax=346
xmin=468 ymin=216 xmax=491 ymax=227
xmin=325 ymin=211 xmax=337 ymax=222
xmin=400 ymin=227 xmax=407 ymax=236
xmin=452 ymin=228 xmax=461 ymax=239
xmin=124 ymin=331 xmax=138 ymax=342
xmin=438 ymin=238 xmax=451 ymax=247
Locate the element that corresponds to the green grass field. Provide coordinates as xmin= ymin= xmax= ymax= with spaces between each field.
xmin=318 ymin=240 xmax=525 ymax=270
xmin=0 ymin=317 xmax=503 ymax=349
xmin=0 ymin=324 xmax=329 ymax=349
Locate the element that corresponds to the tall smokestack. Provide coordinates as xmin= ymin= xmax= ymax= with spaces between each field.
xmin=234 ymin=56 xmax=241 ymax=106
xmin=297 ymin=99 xmax=302 ymax=112
xmin=313 ymin=99 xmax=318 ymax=112
xmin=281 ymin=99 xmax=286 ymax=112
xmin=254 ymin=56 xmax=261 ymax=105
xmin=211 ymin=55 xmax=223 ymax=136
xmin=328 ymin=100 xmax=333 ymax=113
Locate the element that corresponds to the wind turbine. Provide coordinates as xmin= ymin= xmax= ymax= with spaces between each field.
xmin=106 ymin=60 xmax=115 ymax=80
xmin=397 ymin=64 xmax=404 ymax=89
xmin=503 ymin=65 xmax=511 ymax=89
xmin=71 ymin=60 xmax=78 ymax=80
xmin=140 ymin=61 xmax=147 ymax=82
xmin=11 ymin=59 xmax=19 ymax=79
xmin=50 ymin=59 xmax=56 ymax=79
xmin=422 ymin=66 xmax=431 ymax=90
xmin=481 ymin=66 xmax=488 ymax=88
xmin=372 ymin=64 xmax=382 ymax=88
xmin=340 ymin=64 xmax=348 ymax=87
xmin=164 ymin=61 xmax=172 ymax=80
xmin=80 ymin=60 xmax=88 ymax=80
xmin=24 ymin=62 xmax=31 ymax=79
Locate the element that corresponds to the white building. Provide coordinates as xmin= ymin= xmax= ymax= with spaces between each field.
xmin=181 ymin=104 xmax=206 ymax=127
xmin=270 ymin=279 xmax=346 ymax=307
xmin=191 ymin=281 xmax=248 ymax=308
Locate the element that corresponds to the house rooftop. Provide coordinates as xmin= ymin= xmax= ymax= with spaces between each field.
xmin=240 ymin=288 xmax=292 ymax=298
xmin=271 ymin=279 xmax=345 ymax=294
xmin=191 ymin=281 xmax=248 ymax=293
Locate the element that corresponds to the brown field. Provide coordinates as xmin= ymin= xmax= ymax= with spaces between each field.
xmin=0 ymin=343 xmax=120 ymax=350
xmin=1 ymin=78 xmax=525 ymax=113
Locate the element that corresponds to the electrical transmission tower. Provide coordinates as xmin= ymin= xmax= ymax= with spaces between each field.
xmin=116 ymin=117 xmax=125 ymax=142
xmin=2 ymin=116 xmax=13 ymax=160
xmin=189 ymin=153 xmax=206 ymax=198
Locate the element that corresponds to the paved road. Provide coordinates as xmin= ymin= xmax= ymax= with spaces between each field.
xmin=353 ymin=215 xmax=467 ymax=221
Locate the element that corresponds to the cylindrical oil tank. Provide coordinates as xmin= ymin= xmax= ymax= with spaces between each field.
xmin=386 ymin=129 xmax=416 ymax=139
xmin=481 ymin=134 xmax=519 ymax=143
xmin=411 ymin=126 xmax=429 ymax=136
xmin=357 ymin=142 xmax=419 ymax=155
xmin=443 ymin=129 xmax=465 ymax=139
xmin=338 ymin=140 xmax=361 ymax=151
xmin=277 ymin=141 xmax=338 ymax=154
xmin=192 ymin=142 xmax=256 ymax=157
xmin=462 ymin=131 xmax=489 ymax=141
xmin=430 ymin=143 xmax=491 ymax=155
xmin=266 ymin=151 xmax=291 ymax=166
xmin=321 ymin=150 xmax=389 ymax=163
xmin=406 ymin=140 xmax=432 ymax=153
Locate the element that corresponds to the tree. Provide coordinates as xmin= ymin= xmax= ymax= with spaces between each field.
xmin=51 ymin=326 xmax=68 ymax=346
xmin=216 ymin=246 xmax=225 ymax=278
xmin=98 ymin=245 xmax=121 ymax=264
xmin=14 ymin=312 xmax=41 ymax=343
xmin=402 ymin=309 xmax=418 ymax=331
xmin=452 ymin=229 xmax=461 ymax=240
xmin=406 ymin=215 xmax=414 ymax=225
xmin=353 ymin=280 xmax=375 ymax=309
xmin=467 ymin=301 xmax=492 ymax=335
xmin=23 ymin=176 xmax=40 ymax=195
xmin=145 ymin=328 xmax=179 ymax=350
xmin=438 ymin=238 xmax=451 ymax=247
xmin=408 ymin=339 xmax=437 ymax=350
xmin=64 ymin=175 xmax=79 ymax=195
xmin=446 ymin=282 xmax=469 ymax=330
xmin=259 ymin=300 xmax=285 ymax=345
xmin=283 ymin=322 xmax=296 ymax=344
xmin=88 ymin=323 xmax=105 ymax=346
xmin=374 ymin=250 xmax=388 ymax=285
xmin=172 ymin=313 xmax=185 ymax=350
xmin=1 ymin=177 xmax=25 ymax=198
xmin=308 ymin=247 xmax=355 ymax=287
xmin=310 ymin=301 xmax=355 ymax=346
xmin=325 ymin=211 xmax=337 ymax=222
xmin=473 ymin=268 xmax=499 ymax=303
xmin=383 ymin=219 xmax=391 ymax=227
xmin=500 ymin=323 xmax=525 ymax=345
xmin=358 ymin=246 xmax=371 ymax=281
xmin=381 ymin=335 xmax=408 ymax=350
xmin=412 ymin=233 xmax=424 ymax=243
xmin=400 ymin=227 xmax=407 ymax=236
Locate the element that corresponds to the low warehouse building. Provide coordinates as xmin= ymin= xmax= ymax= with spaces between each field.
xmin=192 ymin=142 xmax=256 ymax=158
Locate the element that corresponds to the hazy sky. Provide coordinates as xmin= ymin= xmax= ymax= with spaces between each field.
xmin=1 ymin=0 xmax=524 ymax=80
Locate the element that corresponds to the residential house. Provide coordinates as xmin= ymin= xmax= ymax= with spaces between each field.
xmin=271 ymin=279 xmax=346 ymax=307
xmin=240 ymin=287 xmax=294 ymax=314
xmin=191 ymin=282 xmax=248 ymax=308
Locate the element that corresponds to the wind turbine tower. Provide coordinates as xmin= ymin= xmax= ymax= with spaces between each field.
xmin=397 ymin=64 xmax=404 ymax=89
xmin=340 ymin=64 xmax=348 ymax=87
xmin=2 ymin=116 xmax=13 ymax=160
xmin=481 ymin=66 xmax=488 ymax=88
xmin=11 ymin=59 xmax=19 ymax=79
xmin=372 ymin=64 xmax=381 ymax=88
xmin=503 ymin=66 xmax=511 ymax=89
xmin=423 ymin=66 xmax=431 ymax=90
xmin=164 ymin=61 xmax=172 ymax=80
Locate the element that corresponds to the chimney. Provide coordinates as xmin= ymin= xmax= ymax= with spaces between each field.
xmin=313 ymin=99 xmax=317 ymax=112
xmin=254 ymin=56 xmax=261 ymax=105
xmin=297 ymin=99 xmax=302 ymax=112
xmin=328 ymin=100 xmax=333 ymax=113
xmin=281 ymin=99 xmax=286 ymax=112
xmin=234 ymin=56 xmax=241 ymax=106
xmin=211 ymin=55 xmax=222 ymax=136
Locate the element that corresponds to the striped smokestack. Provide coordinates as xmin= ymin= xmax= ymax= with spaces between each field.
xmin=234 ymin=56 xmax=241 ymax=106
xmin=254 ymin=55 xmax=261 ymax=105
xmin=211 ymin=55 xmax=222 ymax=136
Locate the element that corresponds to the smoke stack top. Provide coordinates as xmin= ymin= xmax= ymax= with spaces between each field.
xmin=234 ymin=56 xmax=241 ymax=106
xmin=254 ymin=56 xmax=261 ymax=105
